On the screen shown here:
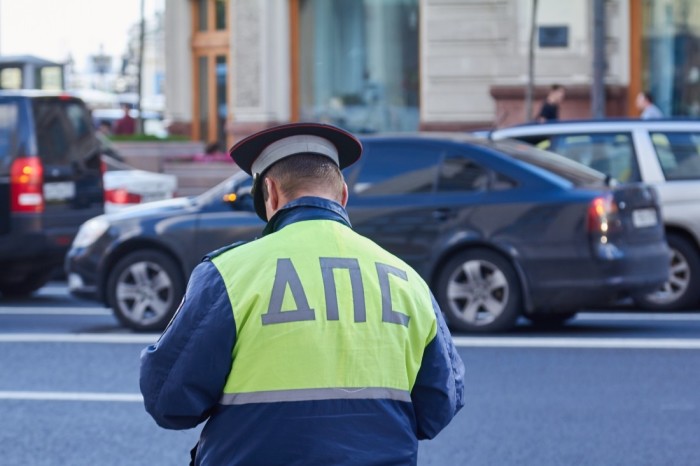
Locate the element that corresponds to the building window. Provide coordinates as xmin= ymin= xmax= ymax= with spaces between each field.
xmin=297 ymin=0 xmax=419 ymax=133
xmin=197 ymin=0 xmax=208 ymax=31
xmin=191 ymin=0 xmax=229 ymax=148
xmin=198 ymin=56 xmax=210 ymax=143
xmin=215 ymin=0 xmax=227 ymax=30
xmin=642 ymin=0 xmax=700 ymax=116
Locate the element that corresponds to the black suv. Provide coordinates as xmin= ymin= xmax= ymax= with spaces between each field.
xmin=0 ymin=91 xmax=104 ymax=296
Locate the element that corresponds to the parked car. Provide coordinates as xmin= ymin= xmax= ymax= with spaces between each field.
xmin=102 ymin=155 xmax=178 ymax=213
xmin=0 ymin=90 xmax=104 ymax=296
xmin=66 ymin=134 xmax=669 ymax=332
xmin=491 ymin=119 xmax=700 ymax=310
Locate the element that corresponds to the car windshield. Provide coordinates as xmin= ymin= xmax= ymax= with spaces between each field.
xmin=195 ymin=171 xmax=252 ymax=204
xmin=493 ymin=139 xmax=607 ymax=186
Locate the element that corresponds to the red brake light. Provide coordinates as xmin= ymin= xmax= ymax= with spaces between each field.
xmin=10 ymin=157 xmax=44 ymax=213
xmin=587 ymin=194 xmax=618 ymax=234
xmin=104 ymin=188 xmax=142 ymax=204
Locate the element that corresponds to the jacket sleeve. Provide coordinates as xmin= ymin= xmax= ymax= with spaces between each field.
xmin=411 ymin=294 xmax=465 ymax=440
xmin=140 ymin=259 xmax=236 ymax=430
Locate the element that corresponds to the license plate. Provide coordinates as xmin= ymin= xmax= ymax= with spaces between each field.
xmin=632 ymin=208 xmax=658 ymax=228
xmin=44 ymin=181 xmax=76 ymax=201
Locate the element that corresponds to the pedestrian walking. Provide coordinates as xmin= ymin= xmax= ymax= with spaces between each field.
xmin=140 ymin=122 xmax=465 ymax=466
xmin=113 ymin=104 xmax=136 ymax=135
xmin=536 ymin=84 xmax=566 ymax=122
xmin=636 ymin=91 xmax=664 ymax=119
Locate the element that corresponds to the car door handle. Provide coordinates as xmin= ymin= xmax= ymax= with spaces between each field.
xmin=432 ymin=208 xmax=453 ymax=222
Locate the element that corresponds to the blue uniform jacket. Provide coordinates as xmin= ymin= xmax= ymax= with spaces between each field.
xmin=140 ymin=197 xmax=465 ymax=465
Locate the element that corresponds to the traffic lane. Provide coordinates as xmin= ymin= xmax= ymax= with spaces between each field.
xmin=1 ymin=344 xmax=698 ymax=465
xmin=2 ymin=400 xmax=200 ymax=466
xmin=452 ymin=312 xmax=700 ymax=339
xmin=1 ymin=282 xmax=95 ymax=307
xmin=419 ymin=347 xmax=700 ymax=466
xmin=0 ymin=312 xmax=121 ymax=334
xmin=0 ymin=342 xmax=149 ymax=393
xmin=0 ymin=340 xmax=700 ymax=465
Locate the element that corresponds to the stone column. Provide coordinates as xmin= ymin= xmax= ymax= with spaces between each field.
xmin=164 ymin=0 xmax=193 ymax=136
xmin=229 ymin=0 xmax=291 ymax=140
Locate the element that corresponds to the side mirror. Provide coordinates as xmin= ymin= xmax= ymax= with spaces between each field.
xmin=223 ymin=190 xmax=254 ymax=212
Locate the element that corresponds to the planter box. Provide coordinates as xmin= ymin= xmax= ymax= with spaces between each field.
xmin=111 ymin=141 xmax=240 ymax=196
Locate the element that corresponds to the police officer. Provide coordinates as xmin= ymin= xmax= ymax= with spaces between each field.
xmin=140 ymin=123 xmax=465 ymax=466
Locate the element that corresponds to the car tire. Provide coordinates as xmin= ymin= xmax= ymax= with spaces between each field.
xmin=107 ymin=250 xmax=185 ymax=332
xmin=634 ymin=233 xmax=700 ymax=311
xmin=526 ymin=312 xmax=577 ymax=328
xmin=436 ymin=249 xmax=522 ymax=333
xmin=0 ymin=270 xmax=53 ymax=297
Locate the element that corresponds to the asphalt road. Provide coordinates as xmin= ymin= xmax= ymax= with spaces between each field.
xmin=1 ymin=283 xmax=699 ymax=466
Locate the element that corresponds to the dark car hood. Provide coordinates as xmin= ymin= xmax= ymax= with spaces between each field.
xmin=104 ymin=197 xmax=195 ymax=222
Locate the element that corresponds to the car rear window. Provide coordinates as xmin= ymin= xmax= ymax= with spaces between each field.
xmin=493 ymin=139 xmax=606 ymax=186
xmin=533 ymin=132 xmax=640 ymax=183
xmin=0 ymin=101 xmax=19 ymax=163
xmin=33 ymin=98 xmax=98 ymax=166
xmin=650 ymin=132 xmax=700 ymax=180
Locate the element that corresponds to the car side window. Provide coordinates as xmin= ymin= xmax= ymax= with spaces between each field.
xmin=650 ymin=132 xmax=700 ymax=181
xmin=437 ymin=155 xmax=492 ymax=192
xmin=0 ymin=103 xmax=18 ymax=164
xmin=548 ymin=132 xmax=640 ymax=183
xmin=352 ymin=142 xmax=440 ymax=196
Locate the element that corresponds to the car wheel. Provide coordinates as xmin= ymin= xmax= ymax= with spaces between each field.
xmin=107 ymin=250 xmax=185 ymax=331
xmin=634 ymin=234 xmax=700 ymax=311
xmin=0 ymin=270 xmax=53 ymax=297
xmin=436 ymin=249 xmax=522 ymax=333
xmin=526 ymin=312 xmax=577 ymax=328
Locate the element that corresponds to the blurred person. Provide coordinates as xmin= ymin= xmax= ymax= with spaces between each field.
xmin=114 ymin=104 xmax=136 ymax=135
xmin=97 ymin=120 xmax=113 ymax=136
xmin=140 ymin=122 xmax=465 ymax=466
xmin=636 ymin=91 xmax=664 ymax=119
xmin=536 ymin=84 xmax=566 ymax=123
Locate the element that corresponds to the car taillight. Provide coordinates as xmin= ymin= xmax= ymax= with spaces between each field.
xmin=10 ymin=157 xmax=44 ymax=213
xmin=104 ymin=188 xmax=142 ymax=204
xmin=587 ymin=194 xmax=620 ymax=234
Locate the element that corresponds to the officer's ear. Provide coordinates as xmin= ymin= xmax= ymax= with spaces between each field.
xmin=264 ymin=176 xmax=281 ymax=211
xmin=340 ymin=181 xmax=348 ymax=208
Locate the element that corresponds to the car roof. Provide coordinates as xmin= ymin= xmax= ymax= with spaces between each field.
xmin=492 ymin=118 xmax=700 ymax=136
xmin=359 ymin=131 xmax=490 ymax=146
xmin=0 ymin=89 xmax=83 ymax=100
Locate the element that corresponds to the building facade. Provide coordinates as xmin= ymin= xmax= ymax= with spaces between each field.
xmin=164 ymin=0 xmax=700 ymax=148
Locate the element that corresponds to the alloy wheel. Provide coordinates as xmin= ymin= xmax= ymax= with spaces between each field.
xmin=446 ymin=259 xmax=509 ymax=326
xmin=644 ymin=247 xmax=690 ymax=306
xmin=115 ymin=260 xmax=175 ymax=327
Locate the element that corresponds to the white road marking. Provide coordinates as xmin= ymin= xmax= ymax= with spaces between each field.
xmin=451 ymin=337 xmax=700 ymax=350
xmin=0 ymin=333 xmax=698 ymax=350
xmin=0 ymin=308 xmax=111 ymax=316
xmin=0 ymin=333 xmax=158 ymax=344
xmin=575 ymin=313 xmax=700 ymax=321
xmin=0 ymin=391 xmax=143 ymax=402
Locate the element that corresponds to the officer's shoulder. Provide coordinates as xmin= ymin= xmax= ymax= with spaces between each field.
xmin=202 ymin=240 xmax=252 ymax=261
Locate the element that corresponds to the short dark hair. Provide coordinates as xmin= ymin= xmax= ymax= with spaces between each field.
xmin=550 ymin=84 xmax=563 ymax=92
xmin=262 ymin=153 xmax=344 ymax=202
xmin=642 ymin=91 xmax=654 ymax=103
